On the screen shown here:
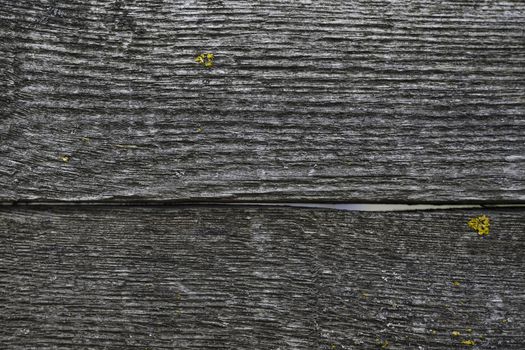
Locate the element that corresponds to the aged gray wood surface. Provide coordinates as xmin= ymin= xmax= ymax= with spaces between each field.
xmin=1 ymin=0 xmax=524 ymax=202
xmin=1 ymin=206 xmax=523 ymax=349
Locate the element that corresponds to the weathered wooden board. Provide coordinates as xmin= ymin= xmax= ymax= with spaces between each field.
xmin=1 ymin=206 xmax=523 ymax=349
xmin=1 ymin=0 xmax=524 ymax=203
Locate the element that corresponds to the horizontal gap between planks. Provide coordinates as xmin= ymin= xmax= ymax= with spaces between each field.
xmin=1 ymin=201 xmax=525 ymax=212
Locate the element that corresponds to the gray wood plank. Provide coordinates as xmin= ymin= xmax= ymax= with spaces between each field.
xmin=1 ymin=206 xmax=523 ymax=349
xmin=1 ymin=0 xmax=524 ymax=203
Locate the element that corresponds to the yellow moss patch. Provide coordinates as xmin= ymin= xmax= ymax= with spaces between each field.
xmin=452 ymin=281 xmax=461 ymax=286
xmin=59 ymin=155 xmax=70 ymax=163
xmin=451 ymin=331 xmax=461 ymax=337
xmin=461 ymin=339 xmax=475 ymax=346
xmin=195 ymin=53 xmax=214 ymax=68
xmin=376 ymin=339 xmax=389 ymax=349
xmin=467 ymin=215 xmax=490 ymax=236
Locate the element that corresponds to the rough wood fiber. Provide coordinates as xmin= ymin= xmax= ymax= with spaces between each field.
xmin=1 ymin=0 xmax=525 ymax=203
xmin=0 ymin=206 xmax=523 ymax=349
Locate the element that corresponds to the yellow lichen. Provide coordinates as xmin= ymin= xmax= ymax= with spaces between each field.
xmin=59 ymin=155 xmax=70 ymax=163
xmin=451 ymin=331 xmax=461 ymax=337
xmin=452 ymin=281 xmax=461 ymax=286
xmin=461 ymin=339 xmax=475 ymax=346
xmin=467 ymin=215 xmax=490 ymax=236
xmin=376 ymin=339 xmax=389 ymax=349
xmin=195 ymin=53 xmax=214 ymax=68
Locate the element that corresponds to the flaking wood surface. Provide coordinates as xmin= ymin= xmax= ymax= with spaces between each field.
xmin=1 ymin=206 xmax=523 ymax=349
xmin=1 ymin=0 xmax=524 ymax=202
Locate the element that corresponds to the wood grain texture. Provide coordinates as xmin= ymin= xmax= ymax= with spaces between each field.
xmin=1 ymin=206 xmax=523 ymax=349
xmin=1 ymin=0 xmax=524 ymax=203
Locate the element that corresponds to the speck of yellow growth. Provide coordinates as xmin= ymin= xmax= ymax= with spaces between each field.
xmin=451 ymin=331 xmax=461 ymax=337
xmin=60 ymin=155 xmax=70 ymax=163
xmin=330 ymin=344 xmax=336 ymax=350
xmin=461 ymin=339 xmax=475 ymax=346
xmin=195 ymin=53 xmax=214 ymax=68
xmin=452 ymin=281 xmax=461 ymax=286
xmin=468 ymin=215 xmax=490 ymax=236
xmin=431 ymin=330 xmax=437 ymax=335
xmin=376 ymin=339 xmax=389 ymax=349
xmin=361 ymin=292 xmax=369 ymax=298
xmin=196 ymin=127 xmax=203 ymax=133
xmin=81 ymin=137 xmax=90 ymax=142
xmin=466 ymin=328 xmax=472 ymax=333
